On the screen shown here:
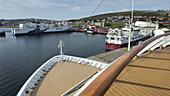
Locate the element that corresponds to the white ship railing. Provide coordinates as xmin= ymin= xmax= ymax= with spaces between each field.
xmin=16 ymin=55 xmax=109 ymax=96
xmin=137 ymin=35 xmax=170 ymax=56
xmin=75 ymin=32 xmax=170 ymax=96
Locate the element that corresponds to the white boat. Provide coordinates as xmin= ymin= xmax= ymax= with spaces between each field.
xmin=105 ymin=24 xmax=154 ymax=49
xmin=84 ymin=28 xmax=95 ymax=34
xmin=84 ymin=26 xmax=96 ymax=34
xmin=84 ymin=25 xmax=108 ymax=34
xmin=135 ymin=21 xmax=157 ymax=27
xmin=11 ymin=22 xmax=71 ymax=35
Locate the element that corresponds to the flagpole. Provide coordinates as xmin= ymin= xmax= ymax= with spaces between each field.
xmin=60 ymin=39 xmax=64 ymax=56
xmin=128 ymin=0 xmax=134 ymax=51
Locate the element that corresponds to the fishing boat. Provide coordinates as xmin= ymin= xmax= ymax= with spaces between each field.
xmin=84 ymin=25 xmax=107 ymax=34
xmin=105 ymin=0 xmax=156 ymax=50
xmin=105 ymin=23 xmax=154 ymax=49
xmin=11 ymin=22 xmax=71 ymax=35
xmin=84 ymin=27 xmax=95 ymax=34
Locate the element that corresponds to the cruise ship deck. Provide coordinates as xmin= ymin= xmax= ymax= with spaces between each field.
xmin=77 ymin=32 xmax=170 ymax=96
xmin=31 ymin=62 xmax=99 ymax=96
xmin=17 ymin=32 xmax=170 ymax=96
xmin=105 ymin=47 xmax=170 ymax=96
xmin=16 ymin=54 xmax=109 ymax=96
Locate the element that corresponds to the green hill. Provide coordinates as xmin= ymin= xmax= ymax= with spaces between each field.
xmin=78 ymin=10 xmax=166 ymax=21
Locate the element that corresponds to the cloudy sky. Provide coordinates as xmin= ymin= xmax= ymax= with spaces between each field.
xmin=0 ymin=0 xmax=169 ymax=20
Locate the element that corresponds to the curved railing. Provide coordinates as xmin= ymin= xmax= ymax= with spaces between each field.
xmin=17 ymin=55 xmax=109 ymax=96
xmin=75 ymin=32 xmax=170 ymax=96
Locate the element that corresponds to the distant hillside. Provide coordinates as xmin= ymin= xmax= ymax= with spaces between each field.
xmin=78 ymin=10 xmax=166 ymax=21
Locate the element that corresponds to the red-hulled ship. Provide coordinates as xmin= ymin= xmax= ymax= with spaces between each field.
xmin=105 ymin=25 xmax=153 ymax=49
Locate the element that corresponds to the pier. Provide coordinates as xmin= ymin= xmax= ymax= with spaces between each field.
xmin=88 ymin=48 xmax=127 ymax=63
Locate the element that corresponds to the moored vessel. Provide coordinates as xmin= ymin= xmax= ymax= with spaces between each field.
xmin=105 ymin=24 xmax=154 ymax=49
xmin=11 ymin=22 xmax=71 ymax=35
xmin=84 ymin=25 xmax=107 ymax=34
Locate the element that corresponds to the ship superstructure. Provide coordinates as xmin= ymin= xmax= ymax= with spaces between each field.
xmin=11 ymin=22 xmax=71 ymax=35
xmin=105 ymin=24 xmax=154 ymax=49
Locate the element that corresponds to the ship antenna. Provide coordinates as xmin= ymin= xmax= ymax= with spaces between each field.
xmin=91 ymin=0 xmax=104 ymax=16
xmin=128 ymin=0 xmax=134 ymax=51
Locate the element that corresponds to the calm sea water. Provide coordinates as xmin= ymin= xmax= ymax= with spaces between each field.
xmin=0 ymin=29 xmax=107 ymax=96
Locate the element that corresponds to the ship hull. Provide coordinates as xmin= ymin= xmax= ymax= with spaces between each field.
xmin=106 ymin=35 xmax=150 ymax=49
xmin=13 ymin=30 xmax=72 ymax=36
xmin=106 ymin=43 xmax=123 ymax=49
xmin=12 ymin=28 xmax=71 ymax=36
xmin=12 ymin=23 xmax=71 ymax=36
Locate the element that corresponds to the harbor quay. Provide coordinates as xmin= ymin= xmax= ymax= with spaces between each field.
xmin=87 ymin=48 xmax=128 ymax=64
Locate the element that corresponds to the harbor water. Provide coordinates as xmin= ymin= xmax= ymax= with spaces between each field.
xmin=0 ymin=30 xmax=107 ymax=96
xmin=0 ymin=28 xmax=12 ymax=32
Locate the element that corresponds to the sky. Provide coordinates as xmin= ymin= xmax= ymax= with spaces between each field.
xmin=0 ymin=0 xmax=169 ymax=20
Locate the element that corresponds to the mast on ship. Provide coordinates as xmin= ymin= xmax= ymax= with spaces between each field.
xmin=128 ymin=0 xmax=134 ymax=51
xmin=58 ymin=38 xmax=64 ymax=56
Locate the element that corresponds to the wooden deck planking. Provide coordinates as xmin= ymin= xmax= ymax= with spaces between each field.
xmin=30 ymin=62 xmax=99 ymax=96
xmin=114 ymin=82 xmax=137 ymax=96
xmin=105 ymin=47 xmax=170 ymax=96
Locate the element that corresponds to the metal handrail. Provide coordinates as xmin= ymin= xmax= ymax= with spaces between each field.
xmin=78 ymin=32 xmax=170 ymax=96
xmin=16 ymin=55 xmax=109 ymax=96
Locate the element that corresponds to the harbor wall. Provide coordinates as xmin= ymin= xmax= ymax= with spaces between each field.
xmin=87 ymin=48 xmax=128 ymax=64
